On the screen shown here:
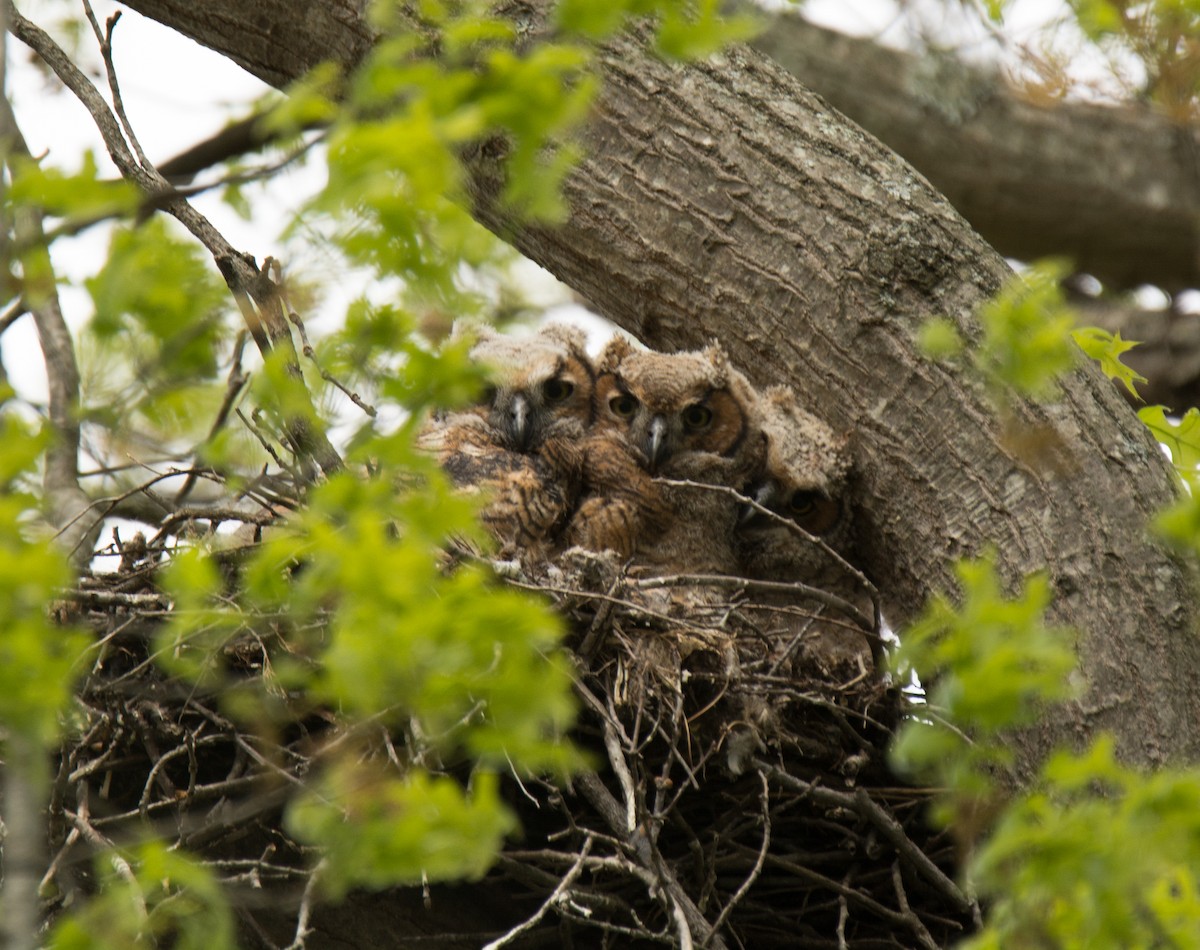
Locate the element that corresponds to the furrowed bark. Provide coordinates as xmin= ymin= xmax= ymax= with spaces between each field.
xmin=111 ymin=0 xmax=1200 ymax=776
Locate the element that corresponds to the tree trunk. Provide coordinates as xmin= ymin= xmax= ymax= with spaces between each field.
xmin=114 ymin=0 xmax=1200 ymax=773
xmin=748 ymin=12 xmax=1200 ymax=293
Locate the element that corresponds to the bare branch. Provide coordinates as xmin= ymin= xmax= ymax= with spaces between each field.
xmin=0 ymin=93 xmax=98 ymax=563
xmin=749 ymin=11 xmax=1200 ymax=291
xmin=7 ymin=1 xmax=343 ymax=478
xmin=482 ymin=838 xmax=594 ymax=950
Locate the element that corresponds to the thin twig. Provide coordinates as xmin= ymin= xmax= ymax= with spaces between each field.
xmin=282 ymin=278 xmax=377 ymax=419
xmin=853 ymin=786 xmax=975 ymax=916
xmin=82 ymin=3 xmax=150 ymax=167
xmin=175 ymin=330 xmax=250 ymax=504
xmin=630 ymin=572 xmax=875 ymax=633
xmin=9 ymin=3 xmax=343 ymax=478
xmin=892 ymin=860 xmax=941 ymax=950
xmin=656 ymin=478 xmax=880 ymax=605
xmin=0 ymin=297 xmax=27 ymax=334
xmin=482 ymin=837 xmax=594 ymax=950
xmin=704 ymin=771 xmax=771 ymax=946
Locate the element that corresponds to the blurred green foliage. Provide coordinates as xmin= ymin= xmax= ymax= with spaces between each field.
xmin=0 ymin=410 xmax=89 ymax=750
xmin=47 ymin=842 xmax=236 ymax=950
xmin=7 ymin=151 xmax=139 ymax=235
xmin=920 ymin=262 xmax=1157 ymax=442
xmin=919 ymin=261 xmax=1082 ymax=405
xmin=1 ymin=1 xmax=758 ymax=940
xmin=889 ymin=552 xmax=1078 ymax=815
xmin=965 ymin=736 xmax=1200 ymax=950
xmin=286 ymin=765 xmax=517 ymax=896
xmin=81 ymin=218 xmax=232 ymax=442
xmin=892 ymin=547 xmax=1200 ymax=949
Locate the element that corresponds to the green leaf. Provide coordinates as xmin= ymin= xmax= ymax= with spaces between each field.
xmin=889 ymin=551 xmax=1077 ymax=806
xmin=918 ymin=316 xmax=966 ymax=361
xmin=657 ymin=0 xmax=761 ymax=59
xmin=981 ymin=0 xmax=1008 ymax=22
xmin=1072 ymin=326 xmax=1146 ymax=398
xmin=965 ymin=734 xmax=1200 ymax=950
xmin=285 ymin=763 xmax=516 ymax=897
xmin=0 ymin=418 xmax=89 ymax=748
xmin=154 ymin=547 xmax=243 ymax=688
xmin=48 ymin=843 xmax=235 ymax=950
xmin=554 ymin=0 xmax=638 ymax=39
xmin=1068 ymin=0 xmax=1127 ymax=40
xmin=8 ymin=150 xmax=138 ymax=224
xmin=976 ymin=260 xmax=1080 ymax=402
xmin=1138 ymin=405 xmax=1200 ymax=471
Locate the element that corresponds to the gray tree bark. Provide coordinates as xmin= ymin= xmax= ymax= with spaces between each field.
xmin=110 ymin=0 xmax=1200 ymax=773
xmin=749 ymin=13 xmax=1200 ymax=293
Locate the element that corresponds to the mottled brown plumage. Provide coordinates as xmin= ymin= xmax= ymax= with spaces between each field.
xmin=737 ymin=385 xmax=870 ymax=676
xmin=569 ymin=337 xmax=764 ymax=580
xmin=418 ymin=322 xmax=593 ymax=559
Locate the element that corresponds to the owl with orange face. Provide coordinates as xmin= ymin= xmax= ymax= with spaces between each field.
xmin=568 ymin=336 xmax=764 ymax=580
xmin=418 ymin=322 xmax=594 ymax=560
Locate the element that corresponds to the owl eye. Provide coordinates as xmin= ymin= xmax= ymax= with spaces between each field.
xmin=610 ymin=393 xmax=639 ymax=418
xmin=681 ymin=404 xmax=713 ymax=430
xmin=542 ymin=378 xmax=575 ymax=403
xmin=789 ymin=490 xmax=819 ymax=516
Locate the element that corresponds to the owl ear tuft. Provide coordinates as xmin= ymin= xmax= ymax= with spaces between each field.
xmin=598 ymin=335 xmax=636 ymax=373
xmin=539 ymin=322 xmax=589 ymax=357
xmin=762 ymin=384 xmax=797 ymax=410
xmin=701 ymin=340 xmax=731 ymax=384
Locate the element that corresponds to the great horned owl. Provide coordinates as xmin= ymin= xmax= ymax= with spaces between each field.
xmin=417 ymin=321 xmax=594 ymax=559
xmin=568 ymin=336 xmax=764 ymax=579
xmin=736 ymin=385 xmax=872 ymax=676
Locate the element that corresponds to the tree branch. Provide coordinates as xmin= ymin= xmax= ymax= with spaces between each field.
xmin=6 ymin=0 xmax=342 ymax=479
xmin=111 ymin=0 xmax=1200 ymax=777
xmin=748 ymin=12 xmax=1200 ymax=292
xmin=0 ymin=94 xmax=99 ymax=563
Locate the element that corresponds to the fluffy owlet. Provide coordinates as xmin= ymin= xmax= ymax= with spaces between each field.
xmin=568 ymin=336 xmax=764 ymax=578
xmin=417 ymin=322 xmax=594 ymax=560
xmin=736 ymin=385 xmax=872 ymax=676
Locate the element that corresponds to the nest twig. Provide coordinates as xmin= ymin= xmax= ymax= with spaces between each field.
xmin=45 ymin=527 xmax=978 ymax=949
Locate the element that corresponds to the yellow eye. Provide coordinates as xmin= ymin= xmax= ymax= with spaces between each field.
xmin=789 ymin=490 xmax=818 ymax=516
xmin=610 ymin=393 xmax=639 ymax=418
xmin=682 ymin=404 xmax=713 ymax=430
xmin=542 ymin=378 xmax=575 ymax=403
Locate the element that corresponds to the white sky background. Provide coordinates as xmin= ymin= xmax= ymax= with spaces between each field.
xmin=3 ymin=0 xmax=1189 ymax=409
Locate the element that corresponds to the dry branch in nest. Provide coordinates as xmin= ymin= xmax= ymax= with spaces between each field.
xmin=48 ymin=516 xmax=979 ymax=950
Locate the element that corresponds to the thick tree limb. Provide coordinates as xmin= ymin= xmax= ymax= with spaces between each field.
xmin=749 ymin=13 xmax=1200 ymax=292
xmin=109 ymin=0 xmax=1200 ymax=776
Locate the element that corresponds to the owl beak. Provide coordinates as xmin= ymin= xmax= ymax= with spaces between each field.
xmin=645 ymin=415 xmax=669 ymax=473
xmin=738 ymin=484 xmax=775 ymax=528
xmin=506 ymin=393 xmax=532 ymax=450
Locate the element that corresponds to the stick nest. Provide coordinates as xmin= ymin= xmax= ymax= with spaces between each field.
xmin=50 ymin=540 xmax=979 ymax=950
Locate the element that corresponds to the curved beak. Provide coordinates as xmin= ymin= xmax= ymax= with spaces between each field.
xmin=739 ymin=483 xmax=776 ymax=527
xmin=506 ymin=393 xmax=531 ymax=450
xmin=645 ymin=415 xmax=669 ymax=473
